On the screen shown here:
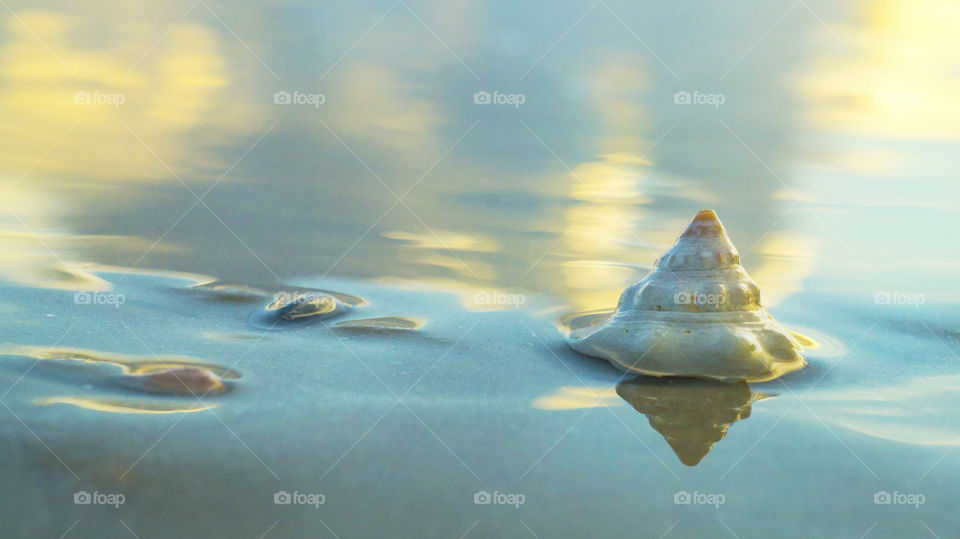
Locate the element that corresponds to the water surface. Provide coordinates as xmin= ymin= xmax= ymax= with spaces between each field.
xmin=0 ymin=0 xmax=957 ymax=537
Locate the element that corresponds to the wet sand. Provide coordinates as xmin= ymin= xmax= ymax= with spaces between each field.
xmin=0 ymin=270 xmax=955 ymax=538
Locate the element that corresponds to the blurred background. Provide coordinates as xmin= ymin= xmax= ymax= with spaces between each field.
xmin=0 ymin=0 xmax=957 ymax=309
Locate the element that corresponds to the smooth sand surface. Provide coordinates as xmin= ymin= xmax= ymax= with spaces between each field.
xmin=0 ymin=270 xmax=955 ymax=538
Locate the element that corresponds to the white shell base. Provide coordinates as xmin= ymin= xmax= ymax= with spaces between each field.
xmin=566 ymin=310 xmax=806 ymax=382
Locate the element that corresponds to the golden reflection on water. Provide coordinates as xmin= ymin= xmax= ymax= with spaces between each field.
xmin=0 ymin=189 xmax=112 ymax=290
xmin=0 ymin=8 xmax=264 ymax=181
xmin=0 ymin=5 xmax=821 ymax=309
xmin=532 ymin=386 xmax=623 ymax=410
xmin=382 ymin=230 xmax=499 ymax=253
xmin=748 ymin=230 xmax=819 ymax=307
xmin=0 ymin=192 xmax=188 ymax=291
xmin=799 ymin=0 xmax=960 ymax=140
xmin=556 ymin=56 xmax=663 ymax=312
xmin=35 ymin=396 xmax=216 ymax=414
xmin=790 ymin=328 xmax=847 ymax=358
xmin=0 ymin=5 xmax=268 ymax=290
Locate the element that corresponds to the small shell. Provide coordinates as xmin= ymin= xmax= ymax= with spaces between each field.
xmin=112 ymin=366 xmax=228 ymax=396
xmin=249 ymin=291 xmax=348 ymax=329
xmin=333 ymin=316 xmax=425 ymax=332
xmin=564 ymin=210 xmax=806 ymax=382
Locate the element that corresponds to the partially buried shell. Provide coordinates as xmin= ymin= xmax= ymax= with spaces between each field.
xmin=564 ymin=209 xmax=806 ymax=382
xmin=249 ymin=291 xmax=348 ymax=329
xmin=112 ymin=366 xmax=229 ymax=395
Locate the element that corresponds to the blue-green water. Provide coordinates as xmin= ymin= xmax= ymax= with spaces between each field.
xmin=0 ymin=0 xmax=957 ymax=537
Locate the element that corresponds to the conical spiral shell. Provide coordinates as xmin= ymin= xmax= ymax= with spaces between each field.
xmin=565 ymin=210 xmax=806 ymax=382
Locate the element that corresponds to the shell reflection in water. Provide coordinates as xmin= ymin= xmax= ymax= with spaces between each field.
xmin=616 ymin=377 xmax=773 ymax=466
xmin=565 ymin=210 xmax=807 ymax=382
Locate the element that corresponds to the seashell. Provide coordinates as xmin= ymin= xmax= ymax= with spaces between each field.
xmin=111 ymin=366 xmax=229 ymax=396
xmin=333 ymin=316 xmax=425 ymax=332
xmin=249 ymin=291 xmax=349 ymax=329
xmin=564 ymin=210 xmax=807 ymax=382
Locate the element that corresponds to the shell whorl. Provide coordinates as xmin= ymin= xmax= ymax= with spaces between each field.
xmin=654 ymin=210 xmax=741 ymax=271
xmin=620 ymin=210 xmax=760 ymax=314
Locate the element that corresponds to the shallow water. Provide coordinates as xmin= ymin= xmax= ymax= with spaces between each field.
xmin=0 ymin=0 xmax=958 ymax=537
